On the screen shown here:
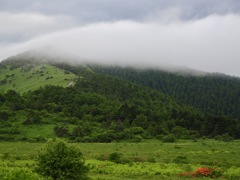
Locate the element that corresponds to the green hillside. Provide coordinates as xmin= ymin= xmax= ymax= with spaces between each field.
xmin=0 ymin=54 xmax=240 ymax=142
xmin=0 ymin=63 xmax=77 ymax=94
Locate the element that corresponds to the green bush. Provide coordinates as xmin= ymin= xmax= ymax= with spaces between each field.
xmin=0 ymin=167 xmax=44 ymax=180
xmin=162 ymin=134 xmax=176 ymax=143
xmin=35 ymin=139 xmax=89 ymax=180
xmin=132 ymin=135 xmax=143 ymax=142
xmin=224 ymin=166 xmax=240 ymax=179
xmin=214 ymin=135 xmax=223 ymax=141
xmin=222 ymin=133 xmax=234 ymax=142
xmin=108 ymin=152 xmax=123 ymax=164
xmin=215 ymin=133 xmax=233 ymax=142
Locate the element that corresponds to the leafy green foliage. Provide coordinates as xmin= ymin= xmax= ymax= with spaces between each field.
xmin=162 ymin=134 xmax=176 ymax=143
xmin=108 ymin=152 xmax=123 ymax=164
xmin=35 ymin=139 xmax=89 ymax=180
xmin=0 ymin=168 xmax=44 ymax=180
xmin=224 ymin=166 xmax=240 ymax=179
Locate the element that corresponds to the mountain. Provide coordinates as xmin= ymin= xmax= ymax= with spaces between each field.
xmin=0 ymin=53 xmax=240 ymax=142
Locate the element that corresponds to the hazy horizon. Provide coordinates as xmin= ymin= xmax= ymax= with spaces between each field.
xmin=1 ymin=0 xmax=240 ymax=76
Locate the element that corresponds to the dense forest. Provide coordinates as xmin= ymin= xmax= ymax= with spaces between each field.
xmin=0 ymin=55 xmax=240 ymax=142
xmin=91 ymin=65 xmax=240 ymax=119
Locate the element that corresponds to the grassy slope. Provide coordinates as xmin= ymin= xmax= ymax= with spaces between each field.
xmin=0 ymin=63 xmax=78 ymax=141
xmin=0 ymin=64 xmax=77 ymax=94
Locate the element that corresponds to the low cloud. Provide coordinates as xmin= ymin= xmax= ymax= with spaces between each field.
xmin=0 ymin=13 xmax=240 ymax=76
xmin=0 ymin=12 xmax=77 ymax=44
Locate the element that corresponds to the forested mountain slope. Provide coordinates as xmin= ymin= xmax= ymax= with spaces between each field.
xmin=90 ymin=66 xmax=240 ymax=119
xmin=0 ymin=54 xmax=240 ymax=142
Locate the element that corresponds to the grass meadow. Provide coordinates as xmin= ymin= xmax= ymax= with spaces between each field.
xmin=0 ymin=64 xmax=76 ymax=94
xmin=0 ymin=139 xmax=240 ymax=179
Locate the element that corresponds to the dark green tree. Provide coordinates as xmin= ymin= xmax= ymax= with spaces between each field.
xmin=54 ymin=125 xmax=69 ymax=137
xmin=36 ymin=139 xmax=89 ymax=180
xmin=22 ymin=110 xmax=41 ymax=125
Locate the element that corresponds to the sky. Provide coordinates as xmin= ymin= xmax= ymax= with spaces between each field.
xmin=1 ymin=0 xmax=240 ymax=76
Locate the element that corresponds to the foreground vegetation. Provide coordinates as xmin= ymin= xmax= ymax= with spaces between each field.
xmin=0 ymin=139 xmax=240 ymax=179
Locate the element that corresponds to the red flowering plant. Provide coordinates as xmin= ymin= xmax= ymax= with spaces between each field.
xmin=193 ymin=167 xmax=213 ymax=177
xmin=178 ymin=166 xmax=224 ymax=178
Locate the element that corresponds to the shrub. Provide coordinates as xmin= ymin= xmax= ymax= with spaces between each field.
xmin=97 ymin=154 xmax=109 ymax=161
xmin=108 ymin=152 xmax=123 ymax=164
xmin=162 ymin=134 xmax=176 ymax=143
xmin=81 ymin=136 xmax=92 ymax=142
xmin=192 ymin=167 xmax=224 ymax=178
xmin=214 ymin=135 xmax=223 ymax=141
xmin=178 ymin=166 xmax=224 ymax=178
xmin=224 ymin=166 xmax=240 ymax=179
xmin=222 ymin=133 xmax=234 ymax=142
xmin=53 ymin=125 xmax=69 ymax=137
xmin=0 ymin=167 xmax=44 ymax=180
xmin=35 ymin=139 xmax=89 ymax=180
xmin=132 ymin=135 xmax=143 ymax=142
xmin=215 ymin=133 xmax=234 ymax=142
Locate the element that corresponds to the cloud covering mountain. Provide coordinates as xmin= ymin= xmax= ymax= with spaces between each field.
xmin=1 ymin=0 xmax=240 ymax=76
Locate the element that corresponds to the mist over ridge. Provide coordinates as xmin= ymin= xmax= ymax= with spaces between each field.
xmin=1 ymin=49 xmax=211 ymax=78
xmin=1 ymin=0 xmax=240 ymax=77
xmin=3 ymin=47 xmax=240 ymax=78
